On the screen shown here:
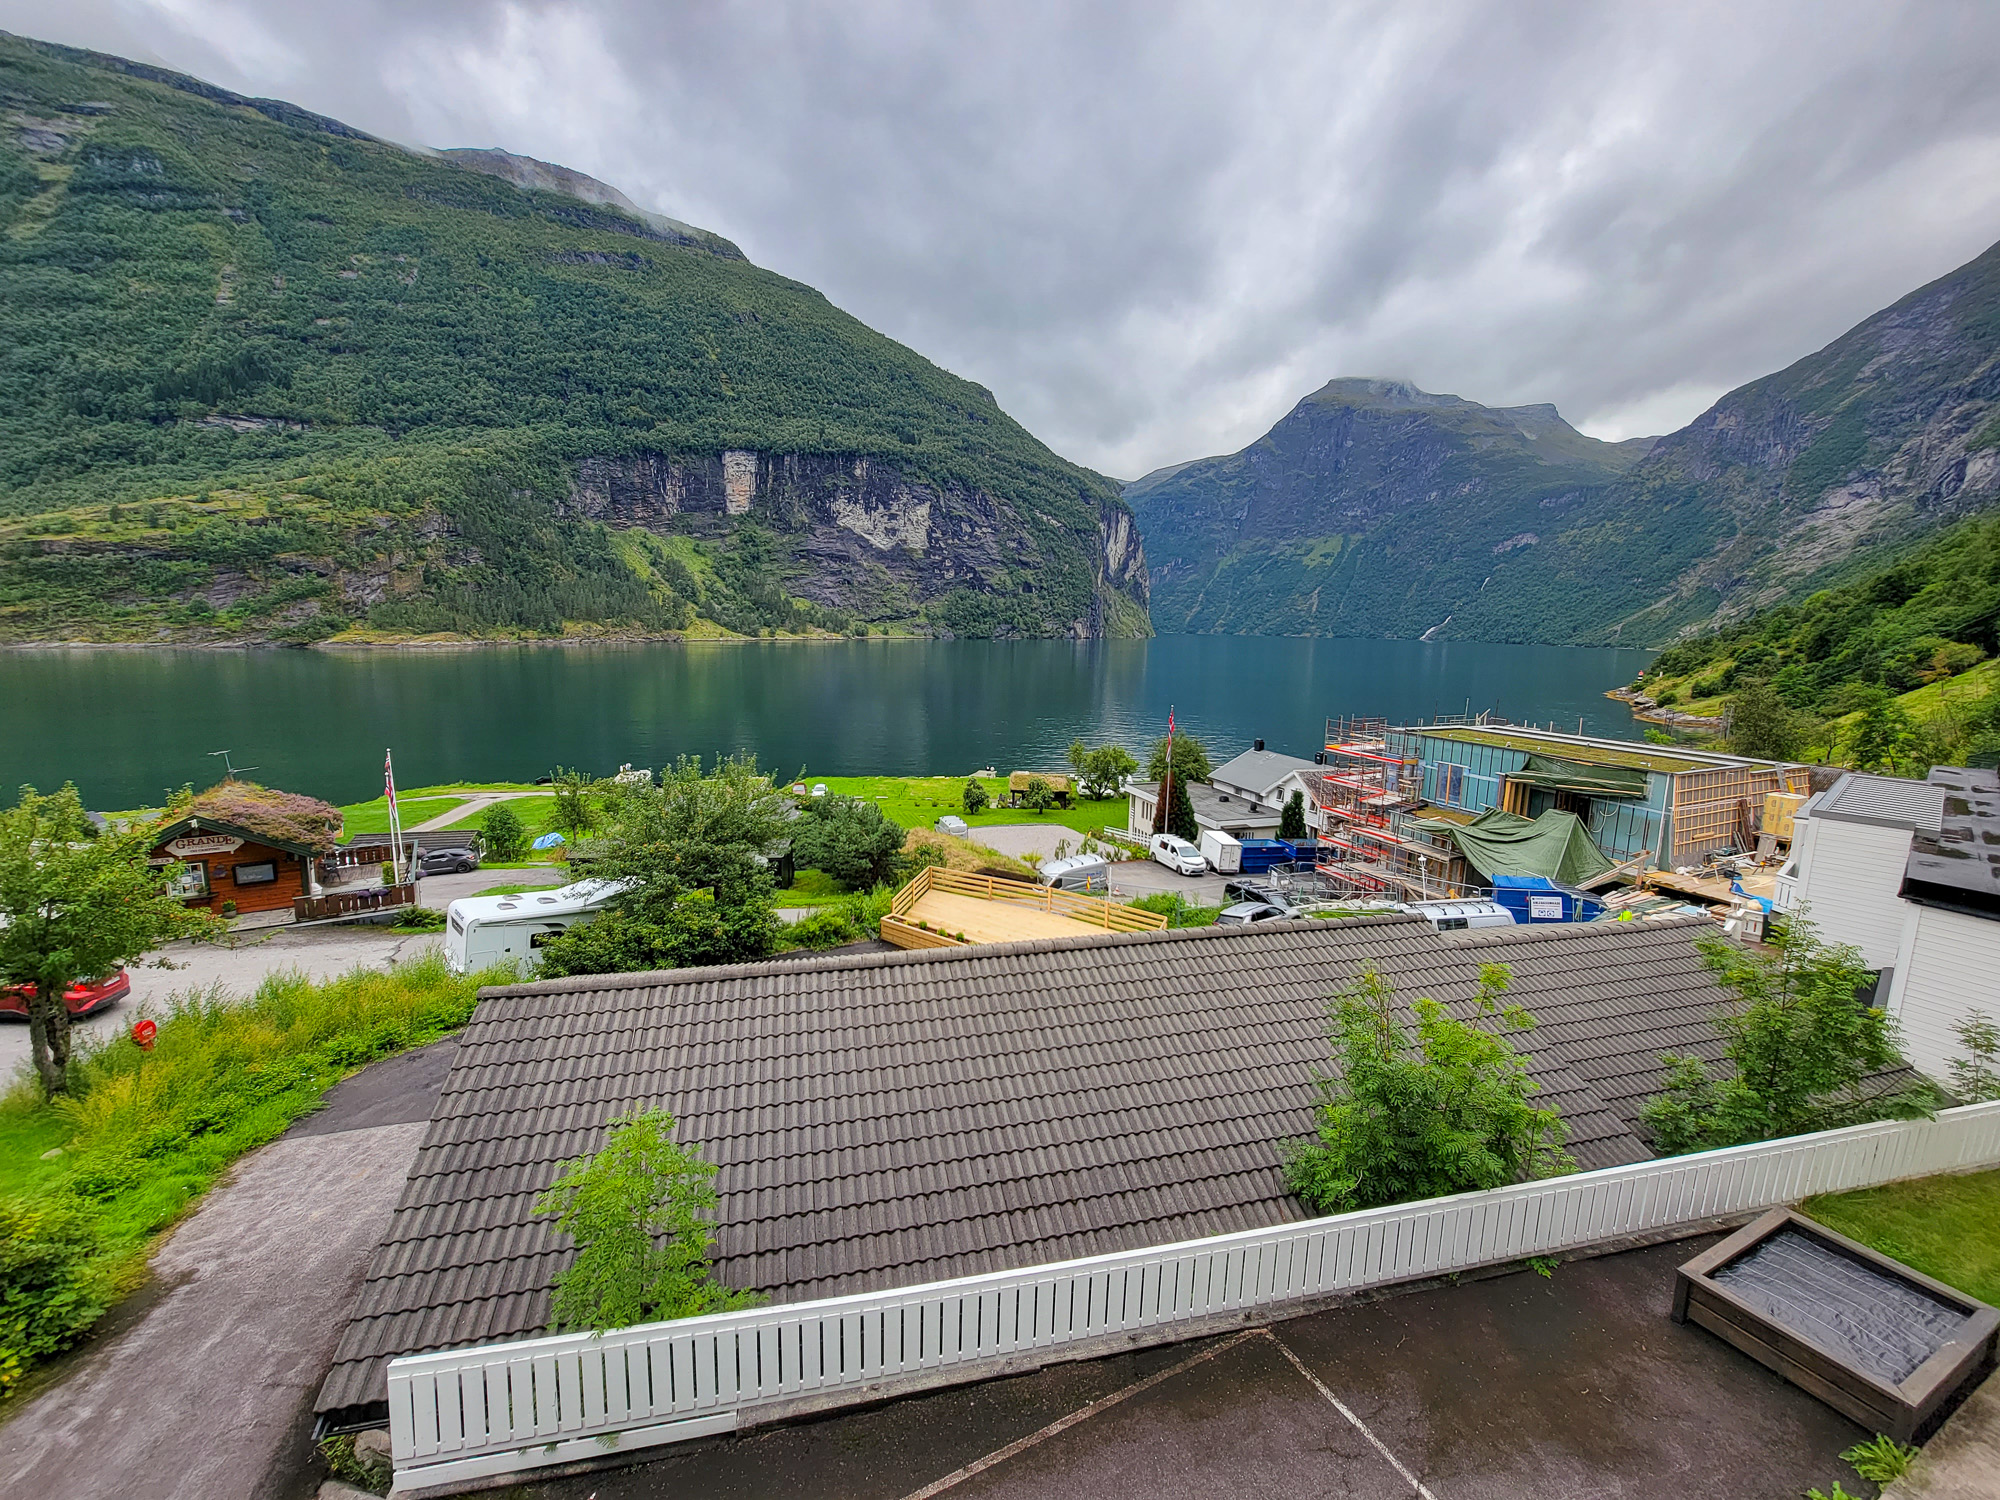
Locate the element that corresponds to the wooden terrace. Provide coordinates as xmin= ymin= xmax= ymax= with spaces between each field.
xmin=881 ymin=866 xmax=1168 ymax=950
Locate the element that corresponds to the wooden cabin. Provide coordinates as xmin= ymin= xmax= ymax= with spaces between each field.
xmin=148 ymin=814 xmax=319 ymax=917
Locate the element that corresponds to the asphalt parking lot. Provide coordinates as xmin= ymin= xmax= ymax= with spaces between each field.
xmin=507 ymin=1236 xmax=1875 ymax=1500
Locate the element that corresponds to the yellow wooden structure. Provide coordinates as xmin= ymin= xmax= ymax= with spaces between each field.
xmin=880 ymin=866 xmax=1168 ymax=950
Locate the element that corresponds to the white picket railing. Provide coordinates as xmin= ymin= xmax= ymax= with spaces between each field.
xmin=385 ymin=1101 xmax=2000 ymax=1494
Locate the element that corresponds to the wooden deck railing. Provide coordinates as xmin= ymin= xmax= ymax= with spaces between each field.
xmin=294 ymin=884 xmax=417 ymax=922
xmin=881 ymin=866 xmax=1167 ymax=948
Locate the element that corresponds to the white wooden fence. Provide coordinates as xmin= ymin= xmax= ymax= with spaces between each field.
xmin=386 ymin=1101 xmax=2000 ymax=1494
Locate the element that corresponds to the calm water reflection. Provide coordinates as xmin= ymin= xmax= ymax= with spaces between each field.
xmin=4 ymin=635 xmax=1655 ymax=807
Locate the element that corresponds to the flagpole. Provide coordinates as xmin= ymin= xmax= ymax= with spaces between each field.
xmin=385 ymin=748 xmax=404 ymax=887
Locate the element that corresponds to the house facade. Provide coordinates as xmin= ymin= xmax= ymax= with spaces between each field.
xmin=148 ymin=814 xmax=318 ymax=917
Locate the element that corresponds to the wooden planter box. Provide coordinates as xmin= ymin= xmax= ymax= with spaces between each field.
xmin=1673 ymin=1208 xmax=1998 ymax=1441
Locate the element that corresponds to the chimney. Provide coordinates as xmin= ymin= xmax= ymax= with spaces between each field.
xmin=1253 ymin=738 xmax=1265 ymax=752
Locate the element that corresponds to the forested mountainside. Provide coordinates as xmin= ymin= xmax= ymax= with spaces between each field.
xmin=1636 ymin=512 xmax=2000 ymax=719
xmin=1127 ymin=379 xmax=1654 ymax=639
xmin=1131 ymin=236 xmax=2000 ymax=646
xmin=0 ymin=34 xmax=1149 ymax=643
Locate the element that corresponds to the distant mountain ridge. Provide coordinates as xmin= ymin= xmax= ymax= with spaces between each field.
xmin=0 ymin=32 xmax=1148 ymax=644
xmin=1132 ymin=237 xmax=2000 ymax=646
xmin=1128 ymin=378 xmax=1655 ymax=639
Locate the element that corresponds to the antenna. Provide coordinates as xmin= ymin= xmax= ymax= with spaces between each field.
xmin=208 ymin=749 xmax=259 ymax=780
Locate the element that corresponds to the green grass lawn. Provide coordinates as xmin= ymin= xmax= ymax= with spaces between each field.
xmin=1801 ymin=1168 xmax=2000 ymax=1304
xmin=809 ymin=775 xmax=1129 ymax=838
xmin=775 ymin=868 xmax=857 ymax=908
xmin=443 ymin=794 xmax=559 ymax=837
xmin=338 ymin=794 xmax=469 ymax=835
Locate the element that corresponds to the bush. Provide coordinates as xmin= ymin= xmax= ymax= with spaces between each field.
xmin=1020 ymin=776 xmax=1058 ymax=813
xmin=1128 ymin=892 xmax=1221 ymax=927
xmin=482 ymin=802 xmax=527 ymax=861
xmin=1281 ymin=963 xmax=1570 ymax=1213
xmin=789 ymin=796 xmax=906 ymax=889
xmin=961 ymin=779 xmax=989 ymax=816
xmin=535 ymin=1110 xmax=761 ymax=1333
xmin=533 ymin=897 xmax=779 ymax=978
xmin=391 ymin=906 xmax=447 ymax=932
xmin=0 ymin=1199 xmax=109 ymax=1395
xmin=782 ymin=908 xmax=861 ymax=949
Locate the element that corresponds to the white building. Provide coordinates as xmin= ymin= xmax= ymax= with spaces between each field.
xmin=1125 ymin=741 xmax=1319 ymax=841
xmin=1778 ymin=768 xmax=2000 ymax=1087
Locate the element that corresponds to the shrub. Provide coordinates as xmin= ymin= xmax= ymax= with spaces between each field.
xmin=784 ymin=909 xmax=859 ymax=949
xmin=790 ymin=796 xmax=905 ymax=889
xmin=391 ymin=906 xmax=447 ymax=932
xmin=961 ymin=779 xmax=989 ymax=816
xmin=0 ymin=1199 xmax=109 ymax=1395
xmin=1281 ymin=963 xmax=1570 ymax=1213
xmin=1019 ymin=776 xmax=1058 ymax=813
xmin=535 ymin=1109 xmax=762 ymax=1332
xmin=533 ymin=898 xmax=777 ymax=978
xmin=482 ymin=802 xmax=527 ymax=861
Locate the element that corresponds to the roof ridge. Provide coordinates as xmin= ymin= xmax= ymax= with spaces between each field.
xmin=475 ymin=912 xmax=1431 ymax=999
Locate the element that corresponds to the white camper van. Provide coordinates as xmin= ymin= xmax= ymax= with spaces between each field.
xmin=1397 ymin=898 xmax=1516 ymax=933
xmin=444 ymin=879 xmax=630 ymax=975
xmin=1038 ymin=853 xmax=1111 ymax=892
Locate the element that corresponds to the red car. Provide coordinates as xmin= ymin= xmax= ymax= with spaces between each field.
xmin=0 ymin=970 xmax=131 ymax=1020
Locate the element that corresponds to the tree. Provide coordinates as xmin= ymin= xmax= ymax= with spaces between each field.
xmin=961 ymin=779 xmax=989 ymax=816
xmin=1639 ymin=917 xmax=1936 ymax=1154
xmin=1019 ymin=776 xmax=1058 ymax=813
xmin=1845 ymin=692 xmax=1923 ymax=775
xmin=534 ymin=1109 xmax=760 ymax=1333
xmin=0 ymin=784 xmax=221 ymax=1098
xmin=1067 ymin=740 xmax=1137 ymax=799
xmin=1147 ymin=733 xmax=1212 ymax=787
xmin=1948 ymin=1010 xmax=2000 ymax=1104
xmin=1281 ymin=963 xmax=1570 ymax=1214
xmin=1726 ymin=679 xmax=1801 ymax=761
xmin=548 ymin=766 xmax=601 ymax=844
xmin=481 ymin=801 xmax=527 ymax=860
xmin=790 ymin=795 xmax=906 ymax=889
xmin=535 ymin=756 xmax=793 ymax=977
xmin=1279 ymin=789 xmax=1308 ymax=841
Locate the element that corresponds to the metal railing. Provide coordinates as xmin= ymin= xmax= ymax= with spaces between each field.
xmin=385 ymin=1101 xmax=2000 ymax=1495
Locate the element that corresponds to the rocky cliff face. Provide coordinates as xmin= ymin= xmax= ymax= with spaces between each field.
xmin=563 ymin=450 xmax=1148 ymax=639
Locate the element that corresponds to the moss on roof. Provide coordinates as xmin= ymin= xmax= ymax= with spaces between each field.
xmin=1408 ymin=728 xmax=1713 ymax=775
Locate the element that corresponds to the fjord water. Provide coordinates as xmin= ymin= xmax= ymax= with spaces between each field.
xmin=5 ymin=636 xmax=1655 ymax=808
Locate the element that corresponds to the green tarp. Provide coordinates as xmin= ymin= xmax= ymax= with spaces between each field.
xmin=1412 ymin=807 xmax=1616 ymax=887
xmin=1506 ymin=753 xmax=1648 ymax=799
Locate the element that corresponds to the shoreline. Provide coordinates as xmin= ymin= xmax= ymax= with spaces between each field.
xmin=1603 ymin=686 xmax=1725 ymax=732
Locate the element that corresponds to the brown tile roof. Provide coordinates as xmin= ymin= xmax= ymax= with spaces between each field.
xmin=316 ymin=915 xmax=1733 ymax=1416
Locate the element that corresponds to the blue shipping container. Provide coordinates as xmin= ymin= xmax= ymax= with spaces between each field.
xmin=1238 ymin=840 xmax=1294 ymax=873
xmin=1490 ymin=874 xmax=1606 ymax=924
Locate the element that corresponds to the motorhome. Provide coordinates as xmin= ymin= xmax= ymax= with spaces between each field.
xmin=444 ymin=879 xmax=629 ymax=975
xmin=1398 ymin=898 xmax=1516 ymax=933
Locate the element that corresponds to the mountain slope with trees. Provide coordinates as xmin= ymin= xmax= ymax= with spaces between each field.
xmin=1131 ymin=235 xmax=2000 ymax=646
xmin=0 ymin=33 xmax=1149 ymax=643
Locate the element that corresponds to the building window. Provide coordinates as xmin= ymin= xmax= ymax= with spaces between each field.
xmin=232 ymin=861 xmax=278 ymax=886
xmin=1440 ymin=764 xmax=1466 ymax=806
xmin=167 ymin=862 xmax=209 ymax=899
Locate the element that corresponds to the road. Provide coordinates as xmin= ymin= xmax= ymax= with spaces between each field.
xmin=0 ymin=865 xmax=566 ymax=1082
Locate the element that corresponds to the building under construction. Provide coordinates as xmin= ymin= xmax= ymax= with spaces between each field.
xmin=1304 ymin=715 xmax=1812 ymax=902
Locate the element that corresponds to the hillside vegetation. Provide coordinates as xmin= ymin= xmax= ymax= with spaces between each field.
xmin=1635 ymin=514 xmax=2000 ymax=768
xmin=0 ymin=34 xmax=1148 ymax=643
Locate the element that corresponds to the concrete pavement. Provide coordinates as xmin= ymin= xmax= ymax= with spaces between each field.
xmin=1883 ymin=1370 xmax=2000 ymax=1499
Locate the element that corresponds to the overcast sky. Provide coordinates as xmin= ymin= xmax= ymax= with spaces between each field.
xmin=14 ymin=2 xmax=2000 ymax=478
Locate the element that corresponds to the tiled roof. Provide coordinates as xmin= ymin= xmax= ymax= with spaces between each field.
xmin=316 ymin=915 xmax=1734 ymax=1416
xmin=1812 ymin=771 xmax=1945 ymax=833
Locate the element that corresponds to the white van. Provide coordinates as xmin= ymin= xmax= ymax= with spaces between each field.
xmin=444 ymin=879 xmax=630 ymax=975
xmin=1198 ymin=829 xmax=1242 ymax=874
xmin=1149 ymin=833 xmax=1207 ymax=877
xmin=1039 ymin=853 xmax=1110 ymax=892
xmin=1398 ymin=898 xmax=1516 ymax=933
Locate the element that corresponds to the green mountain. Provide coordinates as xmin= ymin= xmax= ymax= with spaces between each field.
xmin=1128 ymin=379 xmax=1655 ymax=639
xmin=0 ymin=34 xmax=1149 ymax=643
xmin=1131 ymin=236 xmax=2000 ymax=646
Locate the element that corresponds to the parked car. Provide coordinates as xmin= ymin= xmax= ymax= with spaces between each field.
xmin=0 ymin=969 xmax=131 ymax=1020
xmin=419 ymin=847 xmax=481 ymax=876
xmin=1149 ymin=833 xmax=1207 ymax=876
xmin=1216 ymin=902 xmax=1290 ymax=926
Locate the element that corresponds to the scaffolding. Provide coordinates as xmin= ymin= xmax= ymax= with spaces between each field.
xmin=1312 ymin=718 xmax=1478 ymax=900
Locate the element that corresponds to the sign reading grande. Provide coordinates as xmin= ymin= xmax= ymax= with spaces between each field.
xmin=163 ymin=834 xmax=243 ymax=858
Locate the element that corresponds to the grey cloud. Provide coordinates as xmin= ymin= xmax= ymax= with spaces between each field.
xmin=10 ymin=1 xmax=2000 ymax=475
